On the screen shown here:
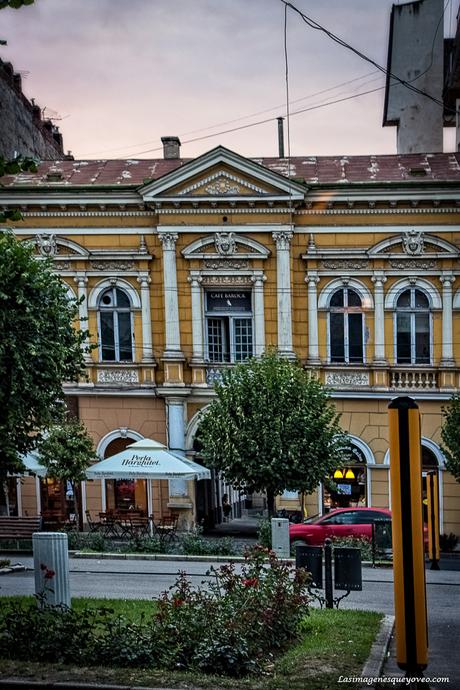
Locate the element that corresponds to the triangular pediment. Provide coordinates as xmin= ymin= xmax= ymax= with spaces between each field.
xmin=139 ymin=146 xmax=306 ymax=203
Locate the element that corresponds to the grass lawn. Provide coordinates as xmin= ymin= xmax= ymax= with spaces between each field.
xmin=0 ymin=597 xmax=382 ymax=690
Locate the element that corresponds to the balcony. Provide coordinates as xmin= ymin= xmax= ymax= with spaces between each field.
xmin=205 ymin=365 xmax=232 ymax=385
xmin=389 ymin=368 xmax=438 ymax=391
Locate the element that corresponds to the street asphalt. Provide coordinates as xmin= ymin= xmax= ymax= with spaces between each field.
xmin=0 ymin=554 xmax=459 ymax=688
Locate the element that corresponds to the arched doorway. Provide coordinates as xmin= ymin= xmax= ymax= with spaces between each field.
xmin=422 ymin=445 xmax=439 ymax=526
xmin=384 ymin=438 xmax=444 ymax=531
xmin=103 ymin=436 xmax=148 ymax=515
xmin=323 ymin=442 xmax=370 ymax=512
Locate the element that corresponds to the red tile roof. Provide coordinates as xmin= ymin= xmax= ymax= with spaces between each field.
xmin=1 ymin=153 xmax=460 ymax=187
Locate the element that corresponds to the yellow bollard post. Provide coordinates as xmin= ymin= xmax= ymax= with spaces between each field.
xmin=388 ymin=396 xmax=428 ymax=673
xmin=426 ymin=471 xmax=440 ymax=571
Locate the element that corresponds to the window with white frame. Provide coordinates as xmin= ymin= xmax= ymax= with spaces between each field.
xmin=205 ymin=290 xmax=253 ymax=363
xmin=395 ymin=288 xmax=431 ymax=364
xmin=329 ymin=288 xmax=364 ymax=363
xmin=98 ymin=287 xmax=134 ymax=362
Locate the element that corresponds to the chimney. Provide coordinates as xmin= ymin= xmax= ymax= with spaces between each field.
xmin=277 ymin=117 xmax=285 ymax=158
xmin=161 ymin=136 xmax=181 ymax=159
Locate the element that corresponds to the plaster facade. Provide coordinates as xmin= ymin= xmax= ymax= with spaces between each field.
xmin=2 ymin=146 xmax=460 ymax=534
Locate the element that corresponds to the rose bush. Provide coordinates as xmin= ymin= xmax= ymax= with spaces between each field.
xmin=0 ymin=546 xmax=310 ymax=676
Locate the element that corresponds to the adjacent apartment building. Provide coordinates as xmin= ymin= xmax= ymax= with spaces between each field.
xmin=1 ymin=137 xmax=460 ymax=534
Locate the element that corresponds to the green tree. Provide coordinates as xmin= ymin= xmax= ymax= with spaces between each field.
xmin=441 ymin=394 xmax=460 ymax=482
xmin=196 ymin=351 xmax=349 ymax=514
xmin=38 ymin=418 xmax=97 ymax=529
xmin=0 ymin=1 xmax=34 ymax=8
xmin=0 ymin=232 xmax=90 ymax=511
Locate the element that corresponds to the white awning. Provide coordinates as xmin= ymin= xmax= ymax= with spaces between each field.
xmin=86 ymin=438 xmax=211 ymax=481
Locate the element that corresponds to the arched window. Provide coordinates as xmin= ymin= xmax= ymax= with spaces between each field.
xmin=395 ymin=288 xmax=431 ymax=364
xmin=98 ymin=287 xmax=133 ymax=362
xmin=329 ymin=288 xmax=364 ymax=363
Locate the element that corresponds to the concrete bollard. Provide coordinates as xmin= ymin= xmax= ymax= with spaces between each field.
xmin=32 ymin=532 xmax=71 ymax=608
xmin=271 ymin=517 xmax=290 ymax=558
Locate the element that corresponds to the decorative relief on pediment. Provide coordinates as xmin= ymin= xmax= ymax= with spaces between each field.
xmin=203 ymin=259 xmax=249 ymax=270
xmin=177 ymin=171 xmax=267 ymax=197
xmin=205 ymin=178 xmax=242 ymax=195
xmin=36 ymin=233 xmax=58 ymax=257
xmin=402 ymin=229 xmax=424 ymax=255
xmin=389 ymin=258 xmax=437 ymax=270
xmin=214 ymin=232 xmax=236 ymax=255
xmin=90 ymin=260 xmax=136 ymax=271
xmin=321 ymin=259 xmax=369 ymax=270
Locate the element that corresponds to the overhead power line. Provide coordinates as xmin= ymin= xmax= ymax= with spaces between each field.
xmin=79 ymin=71 xmax=381 ymax=158
xmin=280 ymin=0 xmax=455 ymax=114
xmin=108 ymin=84 xmax=386 ymax=158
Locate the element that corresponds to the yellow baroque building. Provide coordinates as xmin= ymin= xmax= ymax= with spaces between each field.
xmin=2 ymin=142 xmax=460 ymax=535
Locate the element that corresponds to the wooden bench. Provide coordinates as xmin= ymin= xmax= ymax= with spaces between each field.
xmin=0 ymin=516 xmax=42 ymax=547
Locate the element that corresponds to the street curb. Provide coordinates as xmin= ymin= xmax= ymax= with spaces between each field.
xmin=70 ymin=551 xmax=391 ymax=566
xmin=72 ymin=551 xmax=247 ymax=562
xmin=361 ymin=614 xmax=395 ymax=679
xmin=0 ymin=564 xmax=25 ymax=576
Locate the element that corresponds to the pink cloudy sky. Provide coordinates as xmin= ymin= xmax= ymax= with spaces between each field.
xmin=0 ymin=0 xmax=458 ymax=159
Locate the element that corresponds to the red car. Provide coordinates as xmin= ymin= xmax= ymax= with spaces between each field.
xmin=289 ymin=507 xmax=392 ymax=548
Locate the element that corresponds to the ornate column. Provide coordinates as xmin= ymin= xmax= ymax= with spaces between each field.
xmin=372 ymin=273 xmax=387 ymax=364
xmin=440 ymin=274 xmax=455 ymax=366
xmin=251 ymin=274 xmax=266 ymax=356
xmin=158 ymin=231 xmax=182 ymax=358
xmin=188 ymin=274 xmax=204 ymax=362
xmin=74 ymin=274 xmax=92 ymax=363
xmin=137 ymin=272 xmax=154 ymax=363
xmin=272 ymin=229 xmax=294 ymax=357
xmin=305 ymin=272 xmax=320 ymax=364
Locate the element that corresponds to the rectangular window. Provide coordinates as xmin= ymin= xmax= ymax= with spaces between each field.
xmin=396 ymin=313 xmax=411 ymax=364
xmin=233 ymin=318 xmax=253 ymax=362
xmin=415 ymin=313 xmax=430 ymax=364
xmin=118 ymin=312 xmax=133 ymax=361
xmin=100 ymin=312 xmax=115 ymax=361
xmin=205 ymin=291 xmax=253 ymax=363
xmin=207 ymin=317 xmax=228 ymax=362
xmin=348 ymin=313 xmax=363 ymax=363
xmin=330 ymin=313 xmax=345 ymax=363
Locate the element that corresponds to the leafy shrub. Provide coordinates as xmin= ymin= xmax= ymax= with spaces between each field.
xmin=65 ymin=531 xmax=108 ymax=553
xmin=440 ymin=532 xmax=459 ymax=553
xmin=121 ymin=536 xmax=164 ymax=554
xmin=0 ymin=559 xmax=11 ymax=569
xmin=331 ymin=535 xmax=373 ymax=561
xmin=257 ymin=517 xmax=272 ymax=549
xmin=180 ymin=525 xmax=236 ymax=556
xmin=0 ymin=546 xmax=310 ymax=677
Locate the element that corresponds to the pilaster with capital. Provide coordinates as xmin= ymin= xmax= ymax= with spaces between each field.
xmin=305 ymin=272 xmax=320 ymax=364
xmin=440 ymin=274 xmax=455 ymax=366
xmin=272 ymin=229 xmax=294 ymax=356
xmin=167 ymin=398 xmax=188 ymax=498
xmin=371 ymin=274 xmax=387 ymax=364
xmin=74 ymin=274 xmax=92 ymax=362
xmin=188 ymin=274 xmax=204 ymax=362
xmin=251 ymin=274 xmax=266 ymax=356
xmin=137 ymin=273 xmax=154 ymax=363
xmin=158 ymin=231 xmax=182 ymax=358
